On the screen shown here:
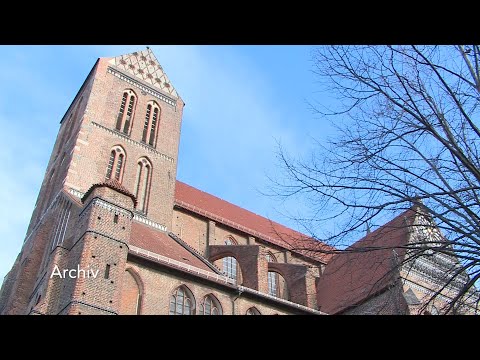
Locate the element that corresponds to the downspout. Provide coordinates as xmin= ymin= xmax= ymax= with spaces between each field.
xmin=231 ymin=288 xmax=243 ymax=315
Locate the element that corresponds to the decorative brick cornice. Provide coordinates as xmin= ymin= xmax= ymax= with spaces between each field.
xmin=82 ymin=179 xmax=137 ymax=207
xmin=133 ymin=213 xmax=167 ymax=231
xmin=107 ymin=66 xmax=176 ymax=107
xmin=79 ymin=197 xmax=133 ymax=219
xmin=69 ymin=188 xmax=85 ymax=199
xmin=91 ymin=121 xmax=175 ymax=163
xmin=69 ymin=188 xmax=168 ymax=232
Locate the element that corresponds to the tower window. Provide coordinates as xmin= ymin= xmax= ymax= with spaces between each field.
xmin=106 ymin=150 xmax=115 ymax=180
xmin=115 ymin=90 xmax=136 ymax=135
xmin=141 ymin=101 xmax=160 ymax=147
xmin=149 ymin=107 xmax=159 ymax=146
xmin=134 ymin=157 xmax=152 ymax=214
xmin=115 ymin=154 xmax=124 ymax=181
xmin=105 ymin=146 xmax=126 ymax=183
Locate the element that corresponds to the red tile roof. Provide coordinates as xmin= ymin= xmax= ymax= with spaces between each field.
xmin=174 ymin=180 xmax=335 ymax=263
xmin=315 ymin=209 xmax=416 ymax=314
xmin=130 ymin=222 xmax=215 ymax=273
xmin=82 ymin=179 xmax=137 ymax=207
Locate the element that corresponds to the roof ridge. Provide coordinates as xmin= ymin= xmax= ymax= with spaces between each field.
xmin=349 ymin=208 xmax=415 ymax=250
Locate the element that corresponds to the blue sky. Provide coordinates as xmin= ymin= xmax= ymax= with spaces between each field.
xmin=0 ymin=45 xmax=337 ymax=281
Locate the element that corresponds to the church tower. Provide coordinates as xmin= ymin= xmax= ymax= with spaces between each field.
xmin=0 ymin=48 xmax=185 ymax=315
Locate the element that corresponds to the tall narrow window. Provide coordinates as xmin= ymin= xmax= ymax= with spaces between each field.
xmin=223 ymin=237 xmax=238 ymax=281
xmin=169 ymin=286 xmax=194 ymax=315
xmin=115 ymin=90 xmax=136 ymax=135
xmin=106 ymin=150 xmax=115 ymax=180
xmin=149 ymin=107 xmax=159 ymax=146
xmin=199 ymin=295 xmax=222 ymax=315
xmin=116 ymin=93 xmax=128 ymax=130
xmin=141 ymin=101 xmax=160 ymax=147
xmin=266 ymin=253 xmax=279 ymax=297
xmin=105 ymin=146 xmax=126 ymax=183
xmin=142 ymin=105 xmax=151 ymax=143
xmin=141 ymin=164 xmax=150 ymax=209
xmin=135 ymin=163 xmax=143 ymax=198
xmin=115 ymin=154 xmax=124 ymax=181
xmin=123 ymin=95 xmax=135 ymax=134
xmin=134 ymin=157 xmax=152 ymax=214
xmin=268 ymin=271 xmax=278 ymax=297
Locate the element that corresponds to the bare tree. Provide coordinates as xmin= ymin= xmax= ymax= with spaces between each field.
xmin=271 ymin=45 xmax=480 ymax=314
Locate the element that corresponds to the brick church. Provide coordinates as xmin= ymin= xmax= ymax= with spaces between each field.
xmin=0 ymin=49 xmax=478 ymax=315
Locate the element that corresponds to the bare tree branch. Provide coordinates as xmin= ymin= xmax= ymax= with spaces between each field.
xmin=270 ymin=45 xmax=480 ymax=314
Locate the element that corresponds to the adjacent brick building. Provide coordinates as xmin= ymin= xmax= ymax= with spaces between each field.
xmin=1 ymin=48 xmax=478 ymax=315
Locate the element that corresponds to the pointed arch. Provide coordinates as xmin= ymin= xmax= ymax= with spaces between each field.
xmin=266 ymin=269 xmax=289 ymax=300
xmin=115 ymin=89 xmax=137 ymax=135
xmin=199 ymin=294 xmax=222 ymax=315
xmin=120 ymin=268 xmax=144 ymax=315
xmin=266 ymin=252 xmax=280 ymax=297
xmin=246 ymin=307 xmax=261 ymax=315
xmin=225 ymin=235 xmax=238 ymax=245
xmin=105 ymin=145 xmax=126 ymax=182
xmin=266 ymin=251 xmax=277 ymax=262
xmin=134 ymin=157 xmax=152 ymax=214
xmin=169 ymin=285 xmax=195 ymax=315
xmin=141 ymin=100 xmax=161 ymax=147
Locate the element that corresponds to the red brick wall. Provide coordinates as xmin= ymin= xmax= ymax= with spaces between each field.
xmin=119 ymin=269 xmax=142 ymax=315
xmin=65 ymin=58 xmax=184 ymax=230
xmin=0 ymin=51 xmax=324 ymax=316
xmin=122 ymin=259 xmax=296 ymax=315
xmin=172 ymin=208 xmax=208 ymax=254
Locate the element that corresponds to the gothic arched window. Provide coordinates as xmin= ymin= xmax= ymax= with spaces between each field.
xmin=142 ymin=101 xmax=160 ymax=147
xmin=246 ymin=307 xmax=261 ymax=315
xmin=116 ymin=90 xmax=136 ymax=135
xmin=169 ymin=286 xmax=195 ymax=315
xmin=266 ymin=252 xmax=279 ymax=297
xmin=199 ymin=295 xmax=222 ymax=315
xmin=134 ymin=157 xmax=152 ymax=214
xmin=105 ymin=146 xmax=126 ymax=182
xmin=223 ymin=237 xmax=238 ymax=280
